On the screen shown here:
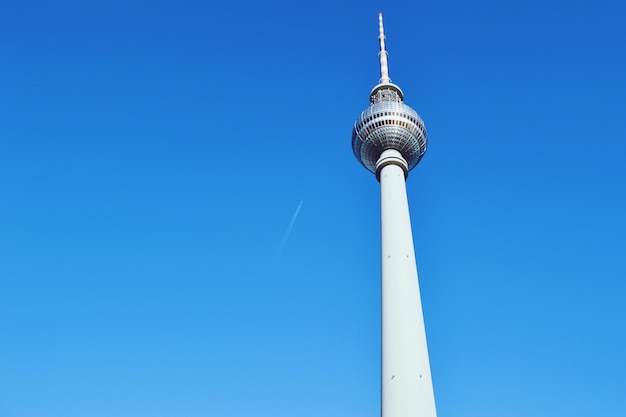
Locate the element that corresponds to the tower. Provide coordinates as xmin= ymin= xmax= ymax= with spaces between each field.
xmin=351 ymin=13 xmax=437 ymax=417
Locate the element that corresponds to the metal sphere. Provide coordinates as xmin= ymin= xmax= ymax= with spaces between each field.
xmin=352 ymin=100 xmax=428 ymax=174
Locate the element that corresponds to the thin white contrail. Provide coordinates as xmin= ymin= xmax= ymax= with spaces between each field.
xmin=275 ymin=200 xmax=303 ymax=258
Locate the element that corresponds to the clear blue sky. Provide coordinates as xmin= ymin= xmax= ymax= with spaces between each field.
xmin=2 ymin=1 xmax=625 ymax=416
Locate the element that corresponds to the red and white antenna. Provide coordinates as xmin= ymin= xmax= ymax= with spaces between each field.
xmin=378 ymin=12 xmax=391 ymax=84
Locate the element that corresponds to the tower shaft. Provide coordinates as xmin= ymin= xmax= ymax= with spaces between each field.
xmin=379 ymin=150 xmax=437 ymax=417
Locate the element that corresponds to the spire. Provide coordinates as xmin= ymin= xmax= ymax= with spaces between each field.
xmin=370 ymin=13 xmax=403 ymax=104
xmin=378 ymin=12 xmax=391 ymax=84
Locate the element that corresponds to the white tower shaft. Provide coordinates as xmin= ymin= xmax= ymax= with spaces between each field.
xmin=378 ymin=150 xmax=437 ymax=417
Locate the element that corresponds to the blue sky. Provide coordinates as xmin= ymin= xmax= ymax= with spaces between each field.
xmin=1 ymin=1 xmax=625 ymax=416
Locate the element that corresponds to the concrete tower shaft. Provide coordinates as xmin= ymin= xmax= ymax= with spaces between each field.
xmin=378 ymin=149 xmax=437 ymax=417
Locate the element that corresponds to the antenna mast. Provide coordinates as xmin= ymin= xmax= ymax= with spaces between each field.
xmin=378 ymin=12 xmax=391 ymax=84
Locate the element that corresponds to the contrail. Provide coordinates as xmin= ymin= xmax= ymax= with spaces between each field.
xmin=275 ymin=200 xmax=303 ymax=258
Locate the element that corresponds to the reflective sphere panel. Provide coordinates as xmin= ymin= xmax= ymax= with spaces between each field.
xmin=352 ymin=101 xmax=428 ymax=173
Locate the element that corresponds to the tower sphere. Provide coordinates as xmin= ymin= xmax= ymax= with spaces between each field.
xmin=352 ymin=84 xmax=428 ymax=175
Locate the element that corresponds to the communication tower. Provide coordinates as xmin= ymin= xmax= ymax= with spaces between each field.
xmin=351 ymin=13 xmax=437 ymax=417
